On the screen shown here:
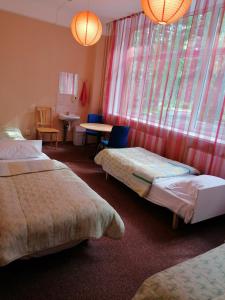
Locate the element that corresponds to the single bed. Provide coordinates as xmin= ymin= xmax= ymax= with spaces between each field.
xmin=95 ymin=147 xmax=225 ymax=227
xmin=133 ymin=243 xmax=225 ymax=300
xmin=0 ymin=128 xmax=125 ymax=266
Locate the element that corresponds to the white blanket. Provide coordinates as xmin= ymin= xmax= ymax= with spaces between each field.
xmin=0 ymin=159 xmax=125 ymax=266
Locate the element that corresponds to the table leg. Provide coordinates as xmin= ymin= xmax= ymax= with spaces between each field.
xmin=94 ymin=133 xmax=102 ymax=156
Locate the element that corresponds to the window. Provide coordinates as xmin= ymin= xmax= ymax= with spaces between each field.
xmin=106 ymin=9 xmax=225 ymax=142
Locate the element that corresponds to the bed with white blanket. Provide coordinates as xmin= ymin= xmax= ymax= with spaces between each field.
xmin=95 ymin=147 xmax=225 ymax=226
xmin=0 ymin=128 xmax=124 ymax=266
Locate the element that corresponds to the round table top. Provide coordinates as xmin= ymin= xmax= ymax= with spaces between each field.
xmin=80 ymin=123 xmax=113 ymax=133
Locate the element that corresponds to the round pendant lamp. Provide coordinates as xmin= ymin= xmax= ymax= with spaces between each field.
xmin=71 ymin=11 xmax=102 ymax=46
xmin=141 ymin=0 xmax=192 ymax=25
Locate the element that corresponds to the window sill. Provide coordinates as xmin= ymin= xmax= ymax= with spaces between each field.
xmin=108 ymin=113 xmax=225 ymax=145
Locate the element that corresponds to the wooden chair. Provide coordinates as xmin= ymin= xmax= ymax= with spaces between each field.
xmin=35 ymin=106 xmax=59 ymax=148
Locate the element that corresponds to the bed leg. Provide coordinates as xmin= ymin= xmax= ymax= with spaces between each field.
xmin=172 ymin=214 xmax=179 ymax=229
xmin=105 ymin=173 xmax=108 ymax=180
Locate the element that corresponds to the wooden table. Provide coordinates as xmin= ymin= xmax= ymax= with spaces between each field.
xmin=80 ymin=123 xmax=113 ymax=133
xmin=80 ymin=123 xmax=113 ymax=158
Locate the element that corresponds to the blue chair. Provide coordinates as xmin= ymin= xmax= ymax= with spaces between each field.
xmin=100 ymin=125 xmax=130 ymax=149
xmin=85 ymin=114 xmax=103 ymax=144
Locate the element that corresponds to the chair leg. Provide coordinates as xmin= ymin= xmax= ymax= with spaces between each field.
xmin=97 ymin=134 xmax=100 ymax=144
xmin=56 ymin=133 xmax=58 ymax=148
xmin=82 ymin=133 xmax=85 ymax=145
xmin=50 ymin=133 xmax=53 ymax=146
xmin=37 ymin=130 xmax=41 ymax=140
xmin=172 ymin=214 xmax=179 ymax=229
xmin=96 ymin=142 xmax=105 ymax=155
xmin=96 ymin=143 xmax=101 ymax=154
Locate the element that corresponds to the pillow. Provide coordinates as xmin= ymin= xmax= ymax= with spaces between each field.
xmin=0 ymin=140 xmax=42 ymax=160
xmin=0 ymin=126 xmax=25 ymax=140
xmin=166 ymin=175 xmax=225 ymax=202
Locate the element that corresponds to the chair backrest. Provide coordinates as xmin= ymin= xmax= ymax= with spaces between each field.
xmin=36 ymin=106 xmax=53 ymax=128
xmin=87 ymin=114 xmax=103 ymax=123
xmin=108 ymin=126 xmax=130 ymax=148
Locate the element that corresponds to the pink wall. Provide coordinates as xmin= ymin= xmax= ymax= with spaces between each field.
xmin=0 ymin=10 xmax=104 ymax=140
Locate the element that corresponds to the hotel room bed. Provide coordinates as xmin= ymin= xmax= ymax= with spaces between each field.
xmin=95 ymin=147 xmax=225 ymax=226
xmin=0 ymin=129 xmax=124 ymax=266
xmin=133 ymin=243 xmax=225 ymax=300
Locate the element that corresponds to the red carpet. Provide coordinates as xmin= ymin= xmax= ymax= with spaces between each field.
xmin=0 ymin=143 xmax=225 ymax=300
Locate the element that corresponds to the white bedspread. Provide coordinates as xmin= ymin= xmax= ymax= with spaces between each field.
xmin=146 ymin=176 xmax=197 ymax=223
xmin=133 ymin=244 xmax=225 ymax=300
xmin=0 ymin=152 xmax=49 ymax=163
xmin=0 ymin=159 xmax=124 ymax=266
xmin=95 ymin=147 xmax=199 ymax=197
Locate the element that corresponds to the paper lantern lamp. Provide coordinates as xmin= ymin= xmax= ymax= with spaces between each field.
xmin=141 ymin=0 xmax=192 ymax=25
xmin=71 ymin=11 xmax=102 ymax=46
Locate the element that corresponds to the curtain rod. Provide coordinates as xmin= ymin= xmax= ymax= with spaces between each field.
xmin=107 ymin=11 xmax=143 ymax=25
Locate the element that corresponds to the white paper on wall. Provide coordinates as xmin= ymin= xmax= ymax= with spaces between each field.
xmin=59 ymin=72 xmax=79 ymax=96
xmin=73 ymin=74 xmax=79 ymax=97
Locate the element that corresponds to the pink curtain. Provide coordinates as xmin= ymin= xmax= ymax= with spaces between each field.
xmin=103 ymin=0 xmax=225 ymax=178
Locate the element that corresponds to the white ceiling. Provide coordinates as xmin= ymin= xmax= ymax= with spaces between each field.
xmin=0 ymin=0 xmax=142 ymax=27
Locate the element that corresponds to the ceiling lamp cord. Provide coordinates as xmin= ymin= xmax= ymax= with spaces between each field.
xmin=56 ymin=0 xmax=67 ymax=25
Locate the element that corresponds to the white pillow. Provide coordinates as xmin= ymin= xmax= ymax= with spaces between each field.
xmin=0 ymin=140 xmax=42 ymax=160
xmin=0 ymin=127 xmax=25 ymax=140
xmin=166 ymin=175 xmax=225 ymax=202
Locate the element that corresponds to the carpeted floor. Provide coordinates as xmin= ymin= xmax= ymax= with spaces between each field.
xmin=0 ymin=143 xmax=225 ymax=300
